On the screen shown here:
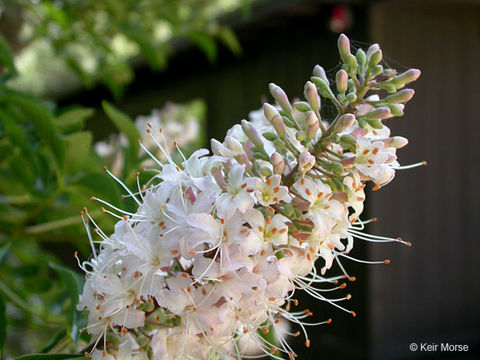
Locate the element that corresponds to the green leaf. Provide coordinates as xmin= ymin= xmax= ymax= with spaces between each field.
xmin=40 ymin=328 xmax=67 ymax=353
xmin=102 ymin=101 xmax=139 ymax=171
xmin=0 ymin=293 xmax=6 ymax=359
xmin=49 ymin=263 xmax=84 ymax=342
xmin=55 ymin=108 xmax=95 ymax=134
xmin=64 ymin=132 xmax=93 ymax=173
xmin=14 ymin=355 xmax=85 ymax=360
xmin=0 ymin=242 xmax=11 ymax=265
xmin=0 ymin=33 xmax=17 ymax=76
xmin=217 ymin=27 xmax=241 ymax=56
xmin=0 ymin=90 xmax=65 ymax=170
xmin=188 ymin=31 xmax=217 ymax=62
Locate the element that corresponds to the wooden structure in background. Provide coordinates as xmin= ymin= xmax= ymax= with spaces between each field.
xmin=62 ymin=0 xmax=480 ymax=358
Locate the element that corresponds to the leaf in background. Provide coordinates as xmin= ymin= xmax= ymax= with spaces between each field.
xmin=64 ymin=132 xmax=93 ymax=173
xmin=0 ymin=90 xmax=65 ymax=171
xmin=73 ymin=171 xmax=122 ymax=207
xmin=217 ymin=27 xmax=242 ymax=56
xmin=40 ymin=328 xmax=67 ymax=354
xmin=55 ymin=108 xmax=95 ymax=134
xmin=0 ymin=33 xmax=17 ymax=77
xmin=0 ymin=293 xmax=6 ymax=359
xmin=188 ymin=31 xmax=217 ymax=63
xmin=102 ymin=101 xmax=139 ymax=172
xmin=14 ymin=355 xmax=85 ymax=360
xmin=48 ymin=263 xmax=84 ymax=342
xmin=0 ymin=242 xmax=11 ymax=265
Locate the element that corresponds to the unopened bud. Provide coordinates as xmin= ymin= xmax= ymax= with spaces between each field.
xmin=295 ymin=131 xmax=306 ymax=142
xmin=334 ymin=113 xmax=356 ymax=133
xmin=263 ymin=103 xmax=280 ymax=122
xmin=304 ymin=81 xmax=320 ymax=111
xmin=311 ymin=77 xmax=335 ymax=99
xmin=388 ymin=104 xmax=404 ymax=116
xmin=272 ymin=115 xmax=286 ymax=138
xmin=368 ymin=49 xmax=383 ymax=67
xmin=336 ymin=70 xmax=348 ymax=94
xmin=271 ymin=152 xmax=285 ymax=175
xmin=372 ymin=64 xmax=383 ymax=76
xmin=269 ymin=83 xmax=293 ymax=114
xmin=356 ymin=48 xmax=366 ymax=68
xmin=365 ymin=107 xmax=392 ymax=120
xmin=241 ymin=120 xmax=264 ymax=150
xmin=298 ymin=151 xmax=316 ymax=173
xmin=366 ymin=44 xmax=380 ymax=59
xmin=394 ymin=69 xmax=421 ymax=87
xmin=305 ymin=111 xmax=319 ymax=139
xmin=338 ymin=33 xmax=351 ymax=63
xmin=384 ymin=89 xmax=415 ymax=104
xmin=224 ymin=136 xmax=243 ymax=154
xmin=388 ymin=136 xmax=409 ymax=149
xmin=294 ymin=101 xmax=311 ymax=112
xmin=210 ymin=139 xmax=223 ymax=156
xmin=313 ymin=65 xmax=329 ymax=84
xmin=345 ymin=54 xmax=358 ymax=77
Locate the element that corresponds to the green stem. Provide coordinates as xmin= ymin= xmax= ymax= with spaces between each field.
xmin=0 ymin=278 xmax=33 ymax=315
xmin=25 ymin=209 xmax=102 ymax=234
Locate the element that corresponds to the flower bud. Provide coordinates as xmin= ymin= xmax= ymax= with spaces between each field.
xmin=372 ymin=64 xmax=383 ymax=76
xmin=345 ymin=54 xmax=358 ymax=77
xmin=337 ymin=33 xmax=351 ymax=63
xmin=388 ymin=104 xmax=404 ymax=116
xmin=305 ymin=111 xmax=319 ymax=139
xmin=298 ymin=151 xmax=316 ymax=173
xmin=263 ymin=103 xmax=280 ymax=122
xmin=313 ymin=65 xmax=329 ymax=84
xmin=294 ymin=101 xmax=311 ymax=112
xmin=269 ymin=83 xmax=293 ymax=114
xmin=368 ymin=49 xmax=383 ymax=67
xmin=272 ymin=115 xmax=286 ymax=138
xmin=241 ymin=119 xmax=264 ymax=150
xmin=304 ymin=81 xmax=321 ymax=111
xmin=336 ymin=69 xmax=348 ymax=94
xmin=224 ymin=136 xmax=243 ymax=154
xmin=271 ymin=152 xmax=285 ymax=175
xmin=210 ymin=139 xmax=223 ymax=156
xmin=393 ymin=69 xmax=421 ymax=87
xmin=366 ymin=43 xmax=380 ymax=59
xmin=383 ymin=89 xmax=415 ymax=104
xmin=311 ymin=77 xmax=335 ymax=99
xmin=295 ymin=131 xmax=306 ymax=142
xmin=365 ymin=107 xmax=392 ymax=120
xmin=334 ymin=113 xmax=356 ymax=133
xmin=388 ymin=136 xmax=409 ymax=149
xmin=356 ymin=48 xmax=366 ymax=68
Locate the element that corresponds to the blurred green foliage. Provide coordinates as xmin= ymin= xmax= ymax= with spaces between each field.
xmin=2 ymin=0 xmax=245 ymax=98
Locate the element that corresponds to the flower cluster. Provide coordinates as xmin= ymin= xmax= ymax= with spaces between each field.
xmin=77 ymin=34 xmax=422 ymax=360
xmin=95 ymin=102 xmax=201 ymax=176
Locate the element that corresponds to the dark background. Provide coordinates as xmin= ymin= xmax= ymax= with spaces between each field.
xmin=59 ymin=0 xmax=480 ymax=359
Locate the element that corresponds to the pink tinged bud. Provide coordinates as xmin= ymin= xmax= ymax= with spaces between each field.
xmin=271 ymin=152 xmax=285 ymax=175
xmin=366 ymin=43 xmax=380 ymax=59
xmin=241 ymin=119 xmax=264 ymax=149
xmin=263 ymin=103 xmax=280 ymax=122
xmin=368 ymin=49 xmax=383 ymax=67
xmin=365 ymin=107 xmax=392 ymax=120
xmin=334 ymin=113 xmax=356 ymax=132
xmin=304 ymin=81 xmax=321 ymax=111
xmin=313 ymin=65 xmax=329 ymax=84
xmin=336 ymin=69 xmax=348 ymax=93
xmin=305 ymin=111 xmax=320 ymax=139
xmin=224 ymin=136 xmax=243 ymax=154
xmin=337 ymin=33 xmax=351 ymax=62
xmin=210 ymin=139 xmax=223 ymax=156
xmin=269 ymin=83 xmax=292 ymax=114
xmin=388 ymin=104 xmax=404 ymax=116
xmin=389 ymin=136 xmax=409 ymax=149
xmin=272 ymin=115 xmax=286 ymax=138
xmin=384 ymin=89 xmax=415 ymax=104
xmin=395 ymin=69 xmax=421 ymax=86
xmin=298 ymin=151 xmax=316 ymax=173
